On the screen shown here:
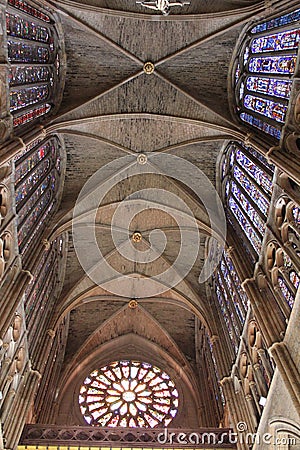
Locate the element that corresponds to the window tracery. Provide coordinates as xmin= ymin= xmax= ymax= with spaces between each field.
xmin=24 ymin=236 xmax=64 ymax=347
xmin=222 ymin=142 xmax=273 ymax=255
xmin=213 ymin=251 xmax=249 ymax=353
xmin=233 ymin=8 xmax=300 ymax=139
xmin=5 ymin=1 xmax=60 ymax=127
xmin=79 ymin=360 xmax=179 ymax=428
xmin=14 ymin=137 xmax=61 ymax=254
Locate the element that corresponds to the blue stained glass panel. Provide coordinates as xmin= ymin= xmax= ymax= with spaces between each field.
xmin=250 ymin=29 xmax=300 ymax=53
xmin=251 ymin=9 xmax=300 ymax=34
xmin=233 ymin=165 xmax=269 ymax=215
xmin=231 ymin=181 xmax=265 ymax=235
xmin=235 ymin=63 xmax=240 ymax=84
xmin=292 ymin=206 xmax=300 ymax=226
xmin=248 ymin=55 xmax=296 ymax=74
xmin=244 ymin=94 xmax=287 ymax=123
xmin=240 ymin=112 xmax=281 ymax=139
xmin=224 ymin=253 xmax=249 ymax=311
xmin=228 ymin=196 xmax=261 ymax=253
xmin=243 ymin=145 xmax=274 ymax=171
xmin=220 ymin=259 xmax=245 ymax=323
xmin=235 ymin=148 xmax=273 ymax=194
xmin=246 ymin=76 xmax=292 ymax=99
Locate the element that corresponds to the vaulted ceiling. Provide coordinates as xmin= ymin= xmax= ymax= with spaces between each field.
xmin=45 ymin=0 xmax=265 ymax=425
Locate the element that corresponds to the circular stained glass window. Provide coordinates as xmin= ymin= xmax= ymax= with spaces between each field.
xmin=79 ymin=360 xmax=179 ymax=427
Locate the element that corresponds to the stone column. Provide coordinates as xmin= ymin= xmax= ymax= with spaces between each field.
xmin=4 ymin=369 xmax=41 ymax=450
xmin=267 ymin=146 xmax=300 ymax=186
xmin=220 ymin=376 xmax=251 ymax=450
xmin=0 ymin=270 xmax=32 ymax=338
xmin=242 ymin=277 xmax=286 ymax=348
xmin=269 ymin=341 xmax=300 ymax=416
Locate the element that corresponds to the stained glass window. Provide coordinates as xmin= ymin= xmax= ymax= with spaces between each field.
xmin=14 ymin=137 xmax=60 ymax=254
xmin=24 ymin=236 xmax=64 ymax=348
xmin=6 ymin=2 xmax=59 ymax=127
xmin=234 ymin=9 xmax=300 ymax=138
xmin=278 ymin=276 xmax=295 ymax=308
xmin=213 ymin=252 xmax=249 ymax=354
xmin=79 ymin=361 xmax=179 ymax=428
xmin=222 ymin=142 xmax=273 ymax=254
xmin=250 ymin=9 xmax=300 ymax=34
xmin=292 ymin=206 xmax=300 ymax=226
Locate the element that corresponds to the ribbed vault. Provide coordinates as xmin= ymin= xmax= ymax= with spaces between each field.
xmin=36 ymin=0 xmax=273 ymax=427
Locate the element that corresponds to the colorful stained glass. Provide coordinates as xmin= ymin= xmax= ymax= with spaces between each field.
xmin=13 ymin=103 xmax=51 ymax=127
xmin=15 ymin=138 xmax=60 ymax=252
xmin=236 ymin=10 xmax=299 ymax=138
xmin=15 ymin=159 xmax=51 ymax=205
xmin=240 ymin=113 xmax=281 ymax=139
xmin=251 ymin=9 xmax=300 ymax=34
xmin=224 ymin=253 xmax=249 ymax=311
xmin=278 ymin=276 xmax=295 ymax=308
xmin=228 ymin=196 xmax=261 ymax=253
xmin=244 ymin=145 xmax=274 ymax=171
xmin=79 ymin=361 xmax=178 ymax=428
xmin=8 ymin=0 xmax=51 ymax=22
xmin=231 ymin=181 xmax=265 ymax=235
xmin=235 ymin=148 xmax=273 ymax=194
xmin=8 ymin=41 xmax=51 ymax=63
xmin=235 ymin=63 xmax=240 ymax=84
xmin=215 ymin=282 xmax=238 ymax=351
xmin=244 ymin=94 xmax=287 ymax=123
xmin=250 ymin=29 xmax=300 ymax=53
xmin=20 ymin=201 xmax=54 ymax=254
xmin=6 ymin=13 xmax=51 ymax=42
xmin=232 ymin=166 xmax=269 ymax=215
xmin=292 ymin=206 xmax=300 ymax=226
xmin=289 ymin=270 xmax=300 ymax=290
xmin=18 ymin=173 xmax=53 ymax=220
xmin=243 ymin=46 xmax=250 ymax=65
xmin=15 ymin=139 xmax=56 ymax=184
xmin=10 ymin=85 xmax=49 ymax=111
xmin=246 ymin=76 xmax=292 ymax=99
xmin=220 ymin=258 xmax=246 ymax=323
xmin=248 ymin=55 xmax=296 ymax=74
xmin=9 ymin=65 xmax=52 ymax=86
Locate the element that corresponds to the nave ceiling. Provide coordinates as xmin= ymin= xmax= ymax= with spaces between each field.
xmin=33 ymin=0 xmax=273 ymax=417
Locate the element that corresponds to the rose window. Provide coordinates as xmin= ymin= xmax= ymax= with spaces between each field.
xmin=79 ymin=360 xmax=179 ymax=427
